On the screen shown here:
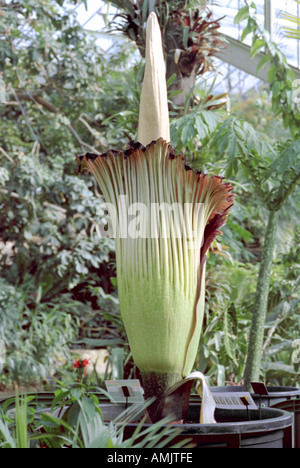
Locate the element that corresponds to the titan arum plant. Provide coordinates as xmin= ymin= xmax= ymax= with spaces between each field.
xmin=77 ymin=13 xmax=234 ymax=423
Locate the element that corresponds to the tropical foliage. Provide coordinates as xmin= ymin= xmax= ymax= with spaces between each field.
xmin=0 ymin=377 xmax=191 ymax=448
xmin=0 ymin=0 xmax=299 ymax=394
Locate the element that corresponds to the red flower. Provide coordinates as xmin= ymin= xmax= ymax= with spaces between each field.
xmin=72 ymin=357 xmax=90 ymax=378
xmin=81 ymin=359 xmax=90 ymax=368
xmin=73 ymin=359 xmax=80 ymax=369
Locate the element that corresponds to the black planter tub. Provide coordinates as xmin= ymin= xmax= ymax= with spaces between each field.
xmin=0 ymin=392 xmax=294 ymax=449
xmin=117 ymin=403 xmax=293 ymax=449
xmin=211 ymin=385 xmax=300 ymax=448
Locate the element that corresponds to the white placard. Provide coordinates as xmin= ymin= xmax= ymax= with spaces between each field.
xmin=105 ymin=379 xmax=144 ymax=403
xmin=211 ymin=391 xmax=257 ymax=410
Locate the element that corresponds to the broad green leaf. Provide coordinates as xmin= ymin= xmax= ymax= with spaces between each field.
xmin=250 ymin=39 xmax=265 ymax=58
xmin=227 ymin=133 xmax=238 ymax=160
xmin=263 ymin=362 xmax=299 ymax=375
xmin=142 ymin=0 xmax=149 ymax=22
xmin=201 ymin=110 xmax=220 ymax=132
xmin=234 ymin=5 xmax=250 ymax=24
xmin=268 ymin=64 xmax=277 ymax=83
xmin=80 ymin=397 xmax=96 ymax=423
xmin=51 ymin=390 xmax=71 ymax=410
xmin=70 ymin=388 xmax=82 ymax=400
xmin=286 ymin=68 xmax=295 ymax=81
xmin=65 ymin=401 xmax=81 ymax=427
xmin=256 ymin=54 xmax=272 ymax=72
xmin=241 ymin=25 xmax=251 ymax=42
xmin=181 ymin=119 xmax=196 ymax=144
xmin=272 ymin=81 xmax=282 ymax=98
xmin=182 ymin=25 xmax=190 ymax=48
xmin=195 ymin=116 xmax=209 ymax=140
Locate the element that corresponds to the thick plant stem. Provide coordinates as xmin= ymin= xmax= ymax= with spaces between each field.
xmin=141 ymin=371 xmax=182 ymax=422
xmin=243 ymin=210 xmax=279 ymax=390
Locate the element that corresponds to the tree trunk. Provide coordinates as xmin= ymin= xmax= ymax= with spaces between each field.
xmin=165 ymin=39 xmax=196 ymax=109
xmin=243 ymin=209 xmax=279 ymax=390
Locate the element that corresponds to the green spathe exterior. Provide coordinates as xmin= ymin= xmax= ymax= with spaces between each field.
xmin=77 ymin=139 xmax=234 ymax=394
xmin=119 ymin=272 xmax=205 ymax=376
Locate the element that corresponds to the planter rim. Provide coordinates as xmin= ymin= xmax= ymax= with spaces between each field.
xmin=122 ymin=406 xmax=293 ymax=435
xmin=0 ymin=392 xmax=293 ymax=435
xmin=211 ymin=385 xmax=300 ymax=398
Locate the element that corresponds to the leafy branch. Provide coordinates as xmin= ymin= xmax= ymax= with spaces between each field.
xmin=235 ymin=1 xmax=300 ymax=138
xmin=207 ymin=114 xmax=298 ymax=386
xmin=208 ymin=117 xmax=300 ymax=211
xmin=6 ymin=90 xmax=100 ymax=154
xmin=220 ymin=1 xmax=300 ymax=387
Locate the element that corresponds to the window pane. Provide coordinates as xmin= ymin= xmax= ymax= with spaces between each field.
xmin=273 ymin=0 xmax=299 ymax=68
xmin=210 ymin=0 xmax=264 ymax=44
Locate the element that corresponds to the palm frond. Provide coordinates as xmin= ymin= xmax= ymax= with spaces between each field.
xmin=281 ymin=9 xmax=300 ymax=40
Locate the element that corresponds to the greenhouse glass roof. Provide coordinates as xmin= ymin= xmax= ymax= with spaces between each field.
xmin=73 ymin=0 xmax=300 ymax=93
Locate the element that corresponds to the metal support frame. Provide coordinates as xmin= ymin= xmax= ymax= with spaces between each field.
xmin=264 ymin=0 xmax=272 ymax=36
xmin=217 ymin=34 xmax=300 ymax=83
xmin=78 ymin=0 xmax=300 ymax=82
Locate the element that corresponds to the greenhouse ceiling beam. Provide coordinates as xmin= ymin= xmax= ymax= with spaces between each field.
xmin=217 ymin=34 xmax=300 ymax=82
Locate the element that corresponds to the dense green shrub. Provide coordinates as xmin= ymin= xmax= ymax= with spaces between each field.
xmin=0 ymin=0 xmax=133 ymax=384
xmin=0 ymin=277 xmax=81 ymax=385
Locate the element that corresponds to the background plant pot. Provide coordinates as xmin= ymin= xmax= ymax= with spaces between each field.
xmin=123 ymin=404 xmax=293 ymax=448
xmin=211 ymin=385 xmax=300 ymax=448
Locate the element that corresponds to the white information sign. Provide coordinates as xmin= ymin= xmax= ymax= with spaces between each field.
xmin=105 ymin=379 xmax=144 ymax=404
xmin=211 ymin=391 xmax=257 ymax=410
